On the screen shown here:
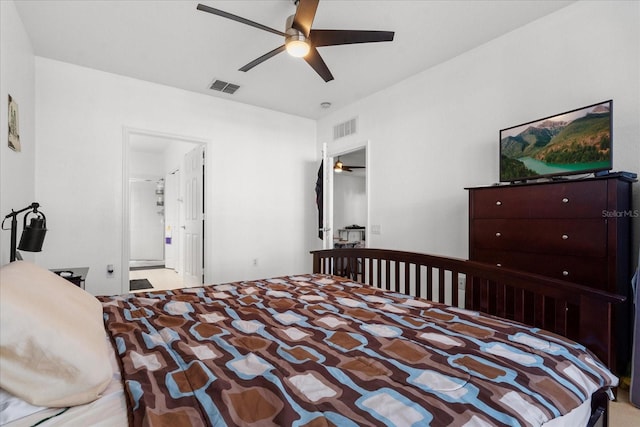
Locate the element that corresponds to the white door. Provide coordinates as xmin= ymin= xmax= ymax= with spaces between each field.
xmin=164 ymin=171 xmax=179 ymax=270
xmin=182 ymin=145 xmax=204 ymax=286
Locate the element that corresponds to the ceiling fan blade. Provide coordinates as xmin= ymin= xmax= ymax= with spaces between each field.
xmin=344 ymin=166 xmax=365 ymax=169
xmin=292 ymin=0 xmax=319 ymax=37
xmin=310 ymin=29 xmax=395 ymax=47
xmin=239 ymin=45 xmax=286 ymax=72
xmin=196 ymin=4 xmax=286 ymax=37
xmin=303 ymin=47 xmax=334 ymax=82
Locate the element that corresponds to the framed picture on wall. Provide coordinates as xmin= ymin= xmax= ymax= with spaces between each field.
xmin=8 ymin=94 xmax=21 ymax=152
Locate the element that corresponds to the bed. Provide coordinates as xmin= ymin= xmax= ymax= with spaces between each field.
xmin=0 ymin=248 xmax=624 ymax=426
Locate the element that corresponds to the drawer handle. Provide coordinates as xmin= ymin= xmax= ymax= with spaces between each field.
xmin=495 ymin=201 xmax=502 ymax=206
xmin=562 ymin=234 xmax=568 ymax=240
xmin=562 ymin=197 xmax=569 ymax=203
xmin=562 ymin=270 xmax=569 ymax=276
xmin=495 ymin=232 xmax=501 ymax=237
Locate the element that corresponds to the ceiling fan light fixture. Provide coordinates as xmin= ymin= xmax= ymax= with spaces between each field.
xmin=285 ymin=36 xmax=310 ymax=57
xmin=197 ymin=2 xmax=394 ymax=82
xmin=333 ymin=159 xmax=344 ymax=172
xmin=285 ymin=14 xmax=310 ymax=58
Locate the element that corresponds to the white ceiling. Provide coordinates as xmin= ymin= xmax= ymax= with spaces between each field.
xmin=14 ymin=0 xmax=575 ymax=120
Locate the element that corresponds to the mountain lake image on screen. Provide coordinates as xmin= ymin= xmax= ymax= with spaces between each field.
xmin=499 ymin=100 xmax=612 ymax=182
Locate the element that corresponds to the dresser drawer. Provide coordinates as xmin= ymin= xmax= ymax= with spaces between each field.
xmin=470 ymin=180 xmax=607 ymax=218
xmin=471 ymin=219 xmax=607 ymax=257
xmin=472 ymin=249 xmax=609 ymax=290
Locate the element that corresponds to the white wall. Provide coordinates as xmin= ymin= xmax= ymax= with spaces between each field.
xmin=129 ymin=150 xmax=165 ymax=262
xmin=34 ymin=58 xmax=317 ymax=295
xmin=129 ymin=180 xmax=164 ymax=260
xmin=130 ymin=150 xmax=164 ymax=179
xmin=317 ymin=0 xmax=640 ymax=261
xmin=0 ymin=0 xmax=36 ymax=265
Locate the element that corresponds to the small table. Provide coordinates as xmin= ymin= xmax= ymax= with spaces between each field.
xmin=51 ymin=267 xmax=89 ymax=289
xmin=338 ymin=228 xmax=366 ymax=242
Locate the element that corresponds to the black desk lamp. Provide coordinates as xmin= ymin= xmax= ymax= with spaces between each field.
xmin=2 ymin=202 xmax=47 ymax=262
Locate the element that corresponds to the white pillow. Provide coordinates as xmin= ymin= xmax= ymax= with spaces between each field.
xmin=0 ymin=261 xmax=111 ymax=407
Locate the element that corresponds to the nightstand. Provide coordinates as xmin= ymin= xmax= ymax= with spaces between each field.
xmin=51 ymin=267 xmax=89 ymax=289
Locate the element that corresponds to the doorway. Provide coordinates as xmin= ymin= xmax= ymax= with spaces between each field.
xmin=122 ymin=129 xmax=207 ymax=294
xmin=322 ymin=141 xmax=369 ymax=249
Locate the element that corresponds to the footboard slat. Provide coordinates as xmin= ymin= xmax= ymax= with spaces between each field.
xmin=514 ymin=288 xmax=525 ymax=323
xmin=426 ymin=266 xmax=433 ymax=301
xmin=479 ymin=278 xmax=489 ymax=314
xmin=556 ymin=301 xmax=568 ymax=337
xmin=311 ymin=248 xmax=624 ymax=370
xmin=451 ymin=271 xmax=459 ymax=308
xmin=405 ymin=263 xmax=411 ymax=296
xmin=438 ymin=269 xmax=445 ymax=304
xmin=534 ymin=293 xmax=544 ymax=329
xmin=384 ymin=260 xmax=391 ymax=291
xmin=496 ymin=282 xmax=506 ymax=319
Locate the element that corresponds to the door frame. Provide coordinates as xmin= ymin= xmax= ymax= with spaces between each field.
xmin=322 ymin=140 xmax=370 ymax=249
xmin=121 ymin=127 xmax=209 ymax=294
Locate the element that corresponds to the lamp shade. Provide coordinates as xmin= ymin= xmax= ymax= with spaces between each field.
xmin=285 ymin=38 xmax=310 ymax=57
xmin=18 ymin=217 xmax=47 ymax=253
xmin=3 ymin=202 xmax=47 ymax=262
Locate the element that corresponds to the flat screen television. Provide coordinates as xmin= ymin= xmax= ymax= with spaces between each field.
xmin=499 ymin=100 xmax=612 ymax=182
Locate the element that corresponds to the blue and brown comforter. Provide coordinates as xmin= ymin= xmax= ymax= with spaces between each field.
xmin=99 ymin=274 xmax=617 ymax=426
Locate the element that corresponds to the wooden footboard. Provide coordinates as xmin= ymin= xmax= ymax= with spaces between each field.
xmin=311 ymin=248 xmax=625 ymax=370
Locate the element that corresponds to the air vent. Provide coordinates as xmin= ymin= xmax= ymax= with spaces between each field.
xmin=333 ymin=117 xmax=358 ymax=140
xmin=209 ymin=79 xmax=240 ymax=94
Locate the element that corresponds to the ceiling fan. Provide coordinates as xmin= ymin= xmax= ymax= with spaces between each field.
xmin=196 ymin=0 xmax=394 ymax=82
xmin=334 ymin=158 xmax=365 ymax=173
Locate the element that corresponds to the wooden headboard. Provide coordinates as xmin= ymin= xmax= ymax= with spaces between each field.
xmin=311 ymin=248 xmax=625 ymax=370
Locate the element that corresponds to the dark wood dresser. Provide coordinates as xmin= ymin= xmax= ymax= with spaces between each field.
xmin=467 ymin=173 xmax=635 ymax=372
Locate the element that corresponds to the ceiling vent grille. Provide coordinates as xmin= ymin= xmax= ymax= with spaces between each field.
xmin=209 ymin=79 xmax=240 ymax=94
xmin=333 ymin=117 xmax=357 ymax=140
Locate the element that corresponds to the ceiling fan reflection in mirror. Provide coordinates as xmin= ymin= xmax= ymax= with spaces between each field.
xmin=334 ymin=158 xmax=365 ymax=173
xmin=196 ymin=0 xmax=395 ymax=82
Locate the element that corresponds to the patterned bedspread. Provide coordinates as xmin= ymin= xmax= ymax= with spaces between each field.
xmin=99 ymin=274 xmax=617 ymax=427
